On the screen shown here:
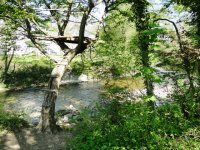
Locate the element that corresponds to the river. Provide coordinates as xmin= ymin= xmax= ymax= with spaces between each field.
xmin=0 ymin=82 xmax=103 ymax=123
xmin=0 ymin=72 xmax=175 ymax=124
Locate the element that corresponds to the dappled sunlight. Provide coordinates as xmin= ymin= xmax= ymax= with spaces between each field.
xmin=104 ymin=77 xmax=144 ymax=90
xmin=0 ymin=132 xmax=21 ymax=150
xmin=0 ymin=0 xmax=200 ymax=149
xmin=0 ymin=128 xmax=69 ymax=150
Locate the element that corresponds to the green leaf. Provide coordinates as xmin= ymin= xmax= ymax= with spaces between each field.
xmin=153 ymin=75 xmax=161 ymax=83
xmin=145 ymin=96 xmax=157 ymax=102
xmin=132 ymin=72 xmax=142 ymax=78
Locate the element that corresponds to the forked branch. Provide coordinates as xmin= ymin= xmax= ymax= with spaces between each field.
xmin=25 ymin=19 xmax=58 ymax=63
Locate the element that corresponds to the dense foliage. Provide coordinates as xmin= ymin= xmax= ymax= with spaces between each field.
xmin=0 ymin=55 xmax=53 ymax=87
xmin=70 ymin=92 xmax=200 ymax=149
xmin=0 ymin=102 xmax=28 ymax=131
xmin=68 ymin=0 xmax=200 ymax=149
xmin=0 ymin=0 xmax=200 ymax=149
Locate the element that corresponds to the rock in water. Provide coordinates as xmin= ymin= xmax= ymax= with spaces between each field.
xmin=78 ymin=74 xmax=88 ymax=81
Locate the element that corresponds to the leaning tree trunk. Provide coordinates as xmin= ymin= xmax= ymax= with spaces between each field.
xmin=40 ymin=51 xmax=76 ymax=133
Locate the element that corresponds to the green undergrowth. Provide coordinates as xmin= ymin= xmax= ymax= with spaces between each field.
xmin=12 ymin=55 xmax=53 ymax=68
xmin=0 ymin=55 xmax=53 ymax=88
xmin=70 ymin=102 xmax=200 ymax=149
xmin=69 ymin=95 xmax=200 ymax=149
xmin=0 ymin=105 xmax=29 ymax=131
xmin=4 ymin=65 xmax=52 ymax=87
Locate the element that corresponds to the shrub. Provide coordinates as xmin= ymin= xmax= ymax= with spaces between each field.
xmin=0 ymin=107 xmax=28 ymax=131
xmin=4 ymin=65 xmax=52 ymax=87
xmin=69 ymin=101 xmax=199 ymax=149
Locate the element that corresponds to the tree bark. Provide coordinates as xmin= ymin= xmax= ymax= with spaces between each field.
xmin=131 ymin=0 xmax=155 ymax=108
xmin=139 ymin=34 xmax=155 ymax=108
xmin=25 ymin=0 xmax=95 ymax=133
xmin=3 ymin=48 xmax=14 ymax=82
xmin=40 ymin=51 xmax=76 ymax=133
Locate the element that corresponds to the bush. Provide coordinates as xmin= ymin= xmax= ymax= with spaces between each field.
xmin=69 ymin=101 xmax=200 ymax=150
xmin=4 ymin=65 xmax=52 ymax=87
xmin=70 ymin=60 xmax=93 ymax=76
xmin=0 ymin=107 xmax=28 ymax=131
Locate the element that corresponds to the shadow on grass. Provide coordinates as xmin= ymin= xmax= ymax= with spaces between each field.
xmin=0 ymin=109 xmax=71 ymax=150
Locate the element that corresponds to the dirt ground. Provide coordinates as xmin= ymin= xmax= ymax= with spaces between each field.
xmin=0 ymin=127 xmax=71 ymax=150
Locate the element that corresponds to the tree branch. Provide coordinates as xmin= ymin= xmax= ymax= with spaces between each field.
xmin=75 ymin=0 xmax=95 ymax=54
xmin=60 ymin=3 xmax=72 ymax=36
xmin=33 ymin=35 xmax=94 ymax=43
xmin=89 ymin=14 xmax=103 ymax=24
xmin=154 ymin=18 xmax=193 ymax=87
xmin=154 ymin=18 xmax=183 ymax=53
xmin=25 ymin=19 xmax=58 ymax=63
xmin=32 ymin=8 xmax=82 ymax=12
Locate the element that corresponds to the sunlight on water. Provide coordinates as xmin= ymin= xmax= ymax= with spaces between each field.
xmin=103 ymin=77 xmax=144 ymax=90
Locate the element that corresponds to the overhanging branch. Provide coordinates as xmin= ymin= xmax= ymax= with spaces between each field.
xmin=75 ymin=0 xmax=95 ymax=54
xmin=25 ymin=19 xmax=58 ymax=63
xmin=33 ymin=35 xmax=95 ymax=44
xmin=154 ymin=18 xmax=193 ymax=87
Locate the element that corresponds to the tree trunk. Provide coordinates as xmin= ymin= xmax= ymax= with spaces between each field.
xmin=131 ymin=0 xmax=155 ymax=109
xmin=140 ymin=36 xmax=155 ymax=108
xmin=197 ymin=60 xmax=200 ymax=86
xmin=40 ymin=51 xmax=76 ymax=133
xmin=3 ymin=49 xmax=14 ymax=82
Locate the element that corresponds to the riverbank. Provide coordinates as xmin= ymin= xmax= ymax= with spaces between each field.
xmin=1 ymin=77 xmax=199 ymax=149
xmin=0 ymin=74 xmax=175 ymax=126
xmin=0 ymin=83 xmax=8 ymax=93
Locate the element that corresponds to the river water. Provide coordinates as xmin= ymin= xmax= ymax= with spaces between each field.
xmin=0 ymin=73 xmax=175 ymax=123
xmin=0 ymin=82 xmax=103 ymax=123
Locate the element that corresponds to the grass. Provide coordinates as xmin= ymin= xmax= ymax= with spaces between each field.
xmin=0 ymin=83 xmax=8 ymax=92
xmin=103 ymin=77 xmax=144 ymax=90
xmin=0 ymin=100 xmax=28 ymax=131
xmin=0 ymin=54 xmax=54 ymax=88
